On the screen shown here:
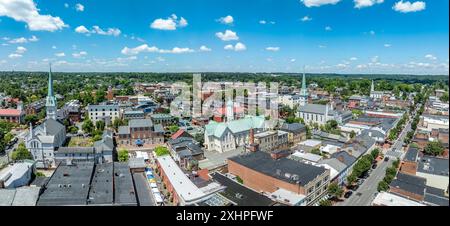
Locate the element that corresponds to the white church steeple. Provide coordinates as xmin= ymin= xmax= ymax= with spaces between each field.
xmin=45 ymin=63 xmax=57 ymax=120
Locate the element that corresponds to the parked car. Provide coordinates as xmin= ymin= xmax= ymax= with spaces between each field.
xmin=384 ymin=157 xmax=390 ymax=162
xmin=357 ymin=179 xmax=364 ymax=186
xmin=344 ymin=191 xmax=353 ymax=199
xmin=350 ymin=185 xmax=359 ymax=191
xmin=372 ymin=164 xmax=378 ymax=169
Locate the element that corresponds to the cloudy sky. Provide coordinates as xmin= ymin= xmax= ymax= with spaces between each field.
xmin=0 ymin=0 xmax=448 ymax=74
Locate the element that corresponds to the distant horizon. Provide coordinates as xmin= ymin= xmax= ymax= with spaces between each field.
xmin=0 ymin=70 xmax=448 ymax=77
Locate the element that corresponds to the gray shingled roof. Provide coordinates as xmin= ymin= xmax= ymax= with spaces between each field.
xmin=129 ymin=119 xmax=153 ymax=128
xmin=118 ymin=126 xmax=130 ymax=135
xmin=298 ymin=103 xmax=327 ymax=114
xmin=390 ymin=172 xmax=426 ymax=197
xmin=417 ymin=155 xmax=449 ymax=177
xmin=280 ymin=123 xmax=306 ymax=134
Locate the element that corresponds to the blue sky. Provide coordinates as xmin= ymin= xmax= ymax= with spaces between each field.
xmin=0 ymin=0 xmax=448 ymax=74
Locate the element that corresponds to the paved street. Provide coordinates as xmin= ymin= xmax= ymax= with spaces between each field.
xmin=339 ymin=118 xmax=413 ymax=206
xmin=339 ymin=159 xmax=393 ymax=206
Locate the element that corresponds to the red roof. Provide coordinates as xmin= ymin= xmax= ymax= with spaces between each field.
xmin=0 ymin=109 xmax=22 ymax=116
xmin=171 ymin=129 xmax=186 ymax=140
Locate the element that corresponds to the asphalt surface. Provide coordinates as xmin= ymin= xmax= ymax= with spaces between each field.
xmin=339 ymin=118 xmax=413 ymax=206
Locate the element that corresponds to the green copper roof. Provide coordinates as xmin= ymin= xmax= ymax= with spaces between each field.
xmin=47 ymin=64 xmax=53 ymax=98
xmin=205 ymin=116 xmax=266 ymax=138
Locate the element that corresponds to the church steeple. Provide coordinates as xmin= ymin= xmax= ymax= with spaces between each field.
xmin=45 ymin=63 xmax=57 ymax=120
xmin=371 ymin=80 xmax=375 ymax=92
xmin=299 ymin=69 xmax=308 ymax=106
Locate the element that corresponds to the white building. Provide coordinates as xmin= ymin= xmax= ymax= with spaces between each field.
xmin=420 ymin=114 xmax=449 ymax=132
xmin=26 ymin=66 xmax=66 ymax=168
xmin=204 ymin=116 xmax=266 ymax=153
xmin=370 ymin=80 xmax=386 ymax=100
xmin=87 ymin=103 xmax=120 ymax=125
xmin=0 ymin=161 xmax=35 ymax=189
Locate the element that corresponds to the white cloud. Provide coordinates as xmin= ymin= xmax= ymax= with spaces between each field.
xmin=28 ymin=35 xmax=38 ymax=42
xmin=218 ymin=15 xmax=234 ymax=25
xmin=319 ymin=45 xmax=327 ymax=48
xmin=199 ymin=45 xmax=212 ymax=52
xmin=224 ymin=44 xmax=234 ymax=50
xmin=215 ymin=30 xmax=239 ymax=41
xmin=350 ymin=57 xmax=358 ymax=61
xmin=301 ymin=0 xmax=341 ymax=7
xmin=150 ymin=14 xmax=188 ymax=30
xmin=425 ymin=54 xmax=437 ymax=60
xmin=290 ymin=59 xmax=296 ymax=62
xmin=384 ymin=43 xmax=392 ymax=47
xmin=224 ymin=42 xmax=246 ymax=51
xmin=259 ymin=20 xmax=267 ymax=24
xmin=0 ymin=0 xmax=67 ymax=31
xmin=159 ymin=47 xmax=194 ymax=54
xmin=121 ymin=44 xmax=159 ymax=55
xmin=75 ymin=25 xmax=121 ymax=36
xmin=72 ymin=51 xmax=87 ymax=58
xmin=64 ymin=3 xmax=69 ymax=8
xmin=325 ymin=26 xmax=332 ymax=31
xmin=301 ymin=16 xmax=312 ymax=22
xmin=55 ymin=52 xmax=65 ymax=57
xmin=75 ymin=3 xmax=84 ymax=12
xmin=9 ymin=37 xmax=27 ymax=44
xmin=393 ymin=1 xmax=425 ymax=13
xmin=75 ymin=25 xmax=89 ymax=33
xmin=354 ymin=0 xmax=384 ymax=8
xmin=8 ymin=53 xmax=22 ymax=58
xmin=15 ymin=46 xmax=27 ymax=54
xmin=8 ymin=36 xmax=39 ymax=44
xmin=91 ymin=26 xmax=121 ymax=36
xmin=52 ymin=45 xmax=57 ymax=49
xmin=266 ymin=47 xmax=280 ymax=52
xmin=369 ymin=30 xmax=375 ymax=35
xmin=371 ymin=55 xmax=379 ymax=63
xmin=121 ymin=44 xmax=195 ymax=55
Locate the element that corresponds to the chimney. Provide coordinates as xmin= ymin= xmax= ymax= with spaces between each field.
xmin=337 ymin=155 xmax=344 ymax=163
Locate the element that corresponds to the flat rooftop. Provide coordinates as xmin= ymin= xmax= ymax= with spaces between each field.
xmin=87 ymin=163 xmax=114 ymax=205
xmin=113 ymin=162 xmax=138 ymax=206
xmin=37 ymin=162 xmax=95 ymax=206
xmin=211 ymin=173 xmax=274 ymax=206
xmin=157 ymin=155 xmax=206 ymax=204
xmin=132 ymin=173 xmax=156 ymax=206
xmin=229 ymin=151 xmax=328 ymax=186
xmin=372 ymin=192 xmax=425 ymax=206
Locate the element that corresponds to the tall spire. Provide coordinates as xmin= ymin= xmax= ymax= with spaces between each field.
xmin=299 ymin=67 xmax=308 ymax=106
xmin=48 ymin=63 xmax=53 ymax=97
xmin=45 ymin=63 xmax=57 ymax=120
xmin=371 ymin=80 xmax=375 ymax=92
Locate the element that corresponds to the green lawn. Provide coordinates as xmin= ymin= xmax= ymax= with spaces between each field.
xmin=68 ymin=137 xmax=94 ymax=147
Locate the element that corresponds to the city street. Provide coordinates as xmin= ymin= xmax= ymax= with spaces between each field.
xmin=338 ymin=117 xmax=413 ymax=206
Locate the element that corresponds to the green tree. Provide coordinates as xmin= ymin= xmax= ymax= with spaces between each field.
xmin=168 ymin=125 xmax=180 ymax=133
xmin=82 ymin=119 xmax=94 ymax=134
xmin=68 ymin=126 xmax=79 ymax=134
xmin=236 ymin=176 xmax=244 ymax=184
xmin=370 ymin=148 xmax=380 ymax=159
xmin=347 ymin=173 xmax=357 ymax=186
xmin=11 ymin=143 xmax=32 ymax=161
xmin=319 ymin=199 xmax=332 ymax=206
xmin=350 ymin=130 xmax=356 ymax=139
xmin=424 ymin=140 xmax=445 ymax=156
xmin=327 ymin=182 xmax=344 ymax=198
xmin=91 ymin=134 xmax=103 ymax=142
xmin=95 ymin=120 xmax=105 ymax=131
xmin=118 ymin=149 xmax=129 ymax=162
xmin=377 ymin=181 xmax=389 ymax=192
xmin=24 ymin=114 xmax=39 ymax=125
xmin=154 ymin=146 xmax=170 ymax=157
